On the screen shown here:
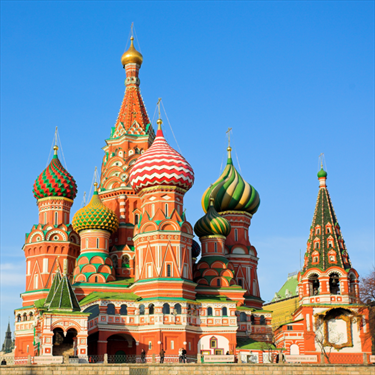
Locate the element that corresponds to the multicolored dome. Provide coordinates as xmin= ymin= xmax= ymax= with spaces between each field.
xmin=72 ymin=185 xmax=119 ymax=234
xmin=201 ymin=147 xmax=260 ymax=215
xmin=129 ymin=120 xmax=194 ymax=194
xmin=33 ymin=146 xmax=77 ymax=200
xmin=194 ymin=199 xmax=231 ymax=238
xmin=317 ymin=168 xmax=327 ymax=178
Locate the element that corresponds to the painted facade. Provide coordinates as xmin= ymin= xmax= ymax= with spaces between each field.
xmin=13 ymin=36 xmax=272 ymax=362
xmin=273 ymin=168 xmax=371 ymax=364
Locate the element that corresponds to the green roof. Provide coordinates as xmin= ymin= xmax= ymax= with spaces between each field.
xmin=236 ymin=337 xmax=278 ymax=350
xmin=49 ymin=275 xmax=81 ymax=312
xmin=237 ymin=306 xmax=272 ymax=313
xmin=271 ymin=273 xmax=299 ymax=302
xmin=79 ymin=291 xmax=140 ymax=306
xmin=45 ymin=272 xmax=62 ymax=306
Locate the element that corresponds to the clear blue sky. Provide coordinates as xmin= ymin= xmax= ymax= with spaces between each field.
xmin=1 ymin=1 xmax=374 ymax=339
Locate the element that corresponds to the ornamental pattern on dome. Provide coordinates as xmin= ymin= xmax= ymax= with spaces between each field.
xmin=201 ymin=148 xmax=260 ymax=215
xmin=129 ymin=125 xmax=194 ymax=194
xmin=33 ymin=148 xmax=78 ymax=200
xmin=72 ymin=191 xmax=119 ymax=234
xmin=194 ymin=200 xmax=231 ymax=238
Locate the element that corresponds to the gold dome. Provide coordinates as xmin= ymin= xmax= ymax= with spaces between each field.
xmin=121 ymin=37 xmax=143 ymax=67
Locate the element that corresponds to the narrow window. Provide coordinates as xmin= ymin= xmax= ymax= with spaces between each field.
xmin=64 ymin=213 xmax=67 ymax=224
xmin=43 ymin=258 xmax=48 ymax=273
xmin=315 ymin=242 xmax=319 ymax=249
xmin=44 ymin=212 xmax=47 ymax=224
xmin=217 ymin=278 xmax=221 ymax=287
xmin=167 ymin=264 xmax=171 ymax=277
xmin=171 ymin=340 xmax=174 ymax=350
xmin=165 ymin=204 xmax=168 ymax=217
xmin=54 ymin=212 xmax=58 ymax=225
xmin=95 ymin=276 xmax=98 ymax=282
xmin=238 ymin=279 xmax=243 ymax=287
xmin=27 ymin=261 xmax=31 ymax=275
xmin=27 ymin=345 xmax=29 ymax=353
xmin=135 ymin=214 xmax=139 ymax=225
xmin=148 ymin=264 xmax=152 ymax=278
xmin=222 ymin=307 xmax=227 ymax=316
xmin=34 ymin=274 xmax=38 ymax=289
xmin=244 ymin=231 xmax=247 ymax=240
xmin=234 ymin=229 xmax=238 ymax=242
xmin=207 ymin=307 xmax=213 ymax=316
xmin=96 ymin=238 xmax=99 ymax=249
xmin=214 ymin=243 xmax=217 ymax=253
xmin=86 ymin=238 xmax=89 ymax=249
xmin=105 ymin=239 xmax=108 ymax=249
xmin=152 ymin=204 xmax=155 ymax=217
xmin=149 ymin=341 xmax=152 ymax=350
xmin=189 ymin=342 xmax=191 ymax=350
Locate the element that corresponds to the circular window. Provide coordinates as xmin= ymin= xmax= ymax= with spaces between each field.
xmin=36 ymin=237 xmax=40 ymax=241
xmin=54 ymin=236 xmax=59 ymax=240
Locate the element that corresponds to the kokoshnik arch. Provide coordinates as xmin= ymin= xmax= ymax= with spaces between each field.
xmin=12 ymin=35 xmax=370 ymax=364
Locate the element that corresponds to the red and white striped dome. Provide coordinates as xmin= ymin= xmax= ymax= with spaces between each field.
xmin=129 ymin=127 xmax=194 ymax=194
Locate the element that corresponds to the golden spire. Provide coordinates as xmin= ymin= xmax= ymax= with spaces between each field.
xmin=54 ymin=126 xmax=59 ymax=155
xmin=121 ymin=26 xmax=143 ymax=67
xmin=157 ymin=98 xmax=163 ymax=130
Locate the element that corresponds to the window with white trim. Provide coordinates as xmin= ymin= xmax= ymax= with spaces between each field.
xmin=171 ymin=340 xmax=174 ymax=350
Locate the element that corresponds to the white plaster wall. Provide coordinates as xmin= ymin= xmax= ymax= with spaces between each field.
xmin=197 ymin=335 xmax=229 ymax=354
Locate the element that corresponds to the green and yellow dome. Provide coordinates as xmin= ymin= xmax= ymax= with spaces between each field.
xmin=194 ymin=199 xmax=231 ymax=238
xmin=201 ymin=147 xmax=260 ymax=215
xmin=72 ymin=184 xmax=119 ymax=234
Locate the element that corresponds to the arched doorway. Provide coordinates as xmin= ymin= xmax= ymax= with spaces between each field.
xmin=107 ymin=333 xmax=136 ymax=363
xmin=53 ymin=328 xmax=77 ymax=358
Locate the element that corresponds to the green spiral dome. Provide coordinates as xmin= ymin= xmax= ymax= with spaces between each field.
xmin=194 ymin=200 xmax=231 ymax=238
xmin=72 ymin=190 xmax=119 ymax=234
xmin=201 ymin=147 xmax=260 ymax=215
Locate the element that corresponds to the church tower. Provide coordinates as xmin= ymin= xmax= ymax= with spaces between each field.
xmin=99 ymin=36 xmax=154 ymax=279
xmin=22 ymin=145 xmax=80 ymax=306
xmin=298 ymin=166 xmax=360 ymax=305
xmin=201 ymin=142 xmax=262 ymax=308
xmin=129 ymin=115 xmax=196 ymax=299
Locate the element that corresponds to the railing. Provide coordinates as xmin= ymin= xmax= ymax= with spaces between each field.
xmin=108 ymin=354 xmax=137 ymax=363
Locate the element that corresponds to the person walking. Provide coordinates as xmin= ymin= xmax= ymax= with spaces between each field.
xmin=178 ymin=348 xmax=183 ymax=363
xmin=160 ymin=348 xmax=165 ymax=364
xmin=141 ymin=349 xmax=146 ymax=363
xmin=182 ymin=347 xmax=187 ymax=363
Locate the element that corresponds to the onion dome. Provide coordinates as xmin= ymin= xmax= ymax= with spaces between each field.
xmin=129 ymin=119 xmax=194 ymax=194
xmin=33 ymin=146 xmax=77 ymax=200
xmin=317 ymin=168 xmax=327 ymax=178
xmin=201 ymin=147 xmax=260 ymax=215
xmin=192 ymin=239 xmax=201 ymax=258
xmin=121 ymin=37 xmax=143 ymax=67
xmin=72 ymin=184 xmax=119 ymax=234
xmin=194 ymin=199 xmax=231 ymax=238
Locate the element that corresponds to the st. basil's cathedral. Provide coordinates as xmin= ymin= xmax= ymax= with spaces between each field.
xmin=11 ymin=35 xmax=371 ymax=364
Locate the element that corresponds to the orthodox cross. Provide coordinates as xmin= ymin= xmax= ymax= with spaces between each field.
xmin=130 ymin=22 xmax=134 ymax=38
xmin=226 ymin=127 xmax=232 ymax=147
xmin=319 ymin=153 xmax=325 ymax=169
xmin=157 ymin=98 xmax=162 ymax=120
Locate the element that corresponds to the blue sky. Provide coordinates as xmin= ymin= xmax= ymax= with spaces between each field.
xmin=1 ymin=1 xmax=374 ymax=339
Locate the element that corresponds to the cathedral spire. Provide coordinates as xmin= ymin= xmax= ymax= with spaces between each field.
xmin=303 ymin=165 xmax=351 ymax=273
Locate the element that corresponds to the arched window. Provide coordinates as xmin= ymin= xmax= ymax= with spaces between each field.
xmin=162 ymin=303 xmax=170 ymax=314
xmin=148 ymin=304 xmax=155 ymax=315
xmin=260 ymin=315 xmax=266 ymax=325
xmin=23 ymin=313 xmax=27 ymax=322
xmin=240 ymin=312 xmax=247 ymax=322
xmin=106 ymin=304 xmax=115 ymax=315
xmin=222 ymin=307 xmax=227 ymax=316
xmin=111 ymin=256 xmax=118 ymax=268
xmin=250 ymin=315 xmax=255 ymax=324
xmin=122 ymin=255 xmax=130 ymax=268
xmin=207 ymin=307 xmax=213 ymax=316
xmin=17 ymin=314 xmax=21 ymax=322
xmin=29 ymin=312 xmax=33 ymax=320
xmin=329 ymin=273 xmax=340 ymax=295
xmin=315 ymin=242 xmax=320 ymax=249
xmin=174 ymin=303 xmax=181 ymax=314
xmin=120 ymin=305 xmax=127 ymax=315
xmin=349 ymin=274 xmax=356 ymax=295
xmin=309 ymin=273 xmax=320 ymax=295
xmin=139 ymin=304 xmax=145 ymax=315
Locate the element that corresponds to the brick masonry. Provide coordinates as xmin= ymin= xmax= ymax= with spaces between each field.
xmin=1 ymin=364 xmax=375 ymax=375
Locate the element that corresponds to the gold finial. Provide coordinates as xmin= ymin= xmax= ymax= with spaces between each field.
xmin=121 ymin=24 xmax=143 ymax=67
xmin=209 ymin=197 xmax=215 ymax=206
xmin=156 ymin=98 xmax=163 ymax=130
xmin=53 ymin=145 xmax=59 ymax=155
xmin=226 ymin=127 xmax=232 ymax=157
xmin=94 ymin=182 xmax=98 ymax=191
